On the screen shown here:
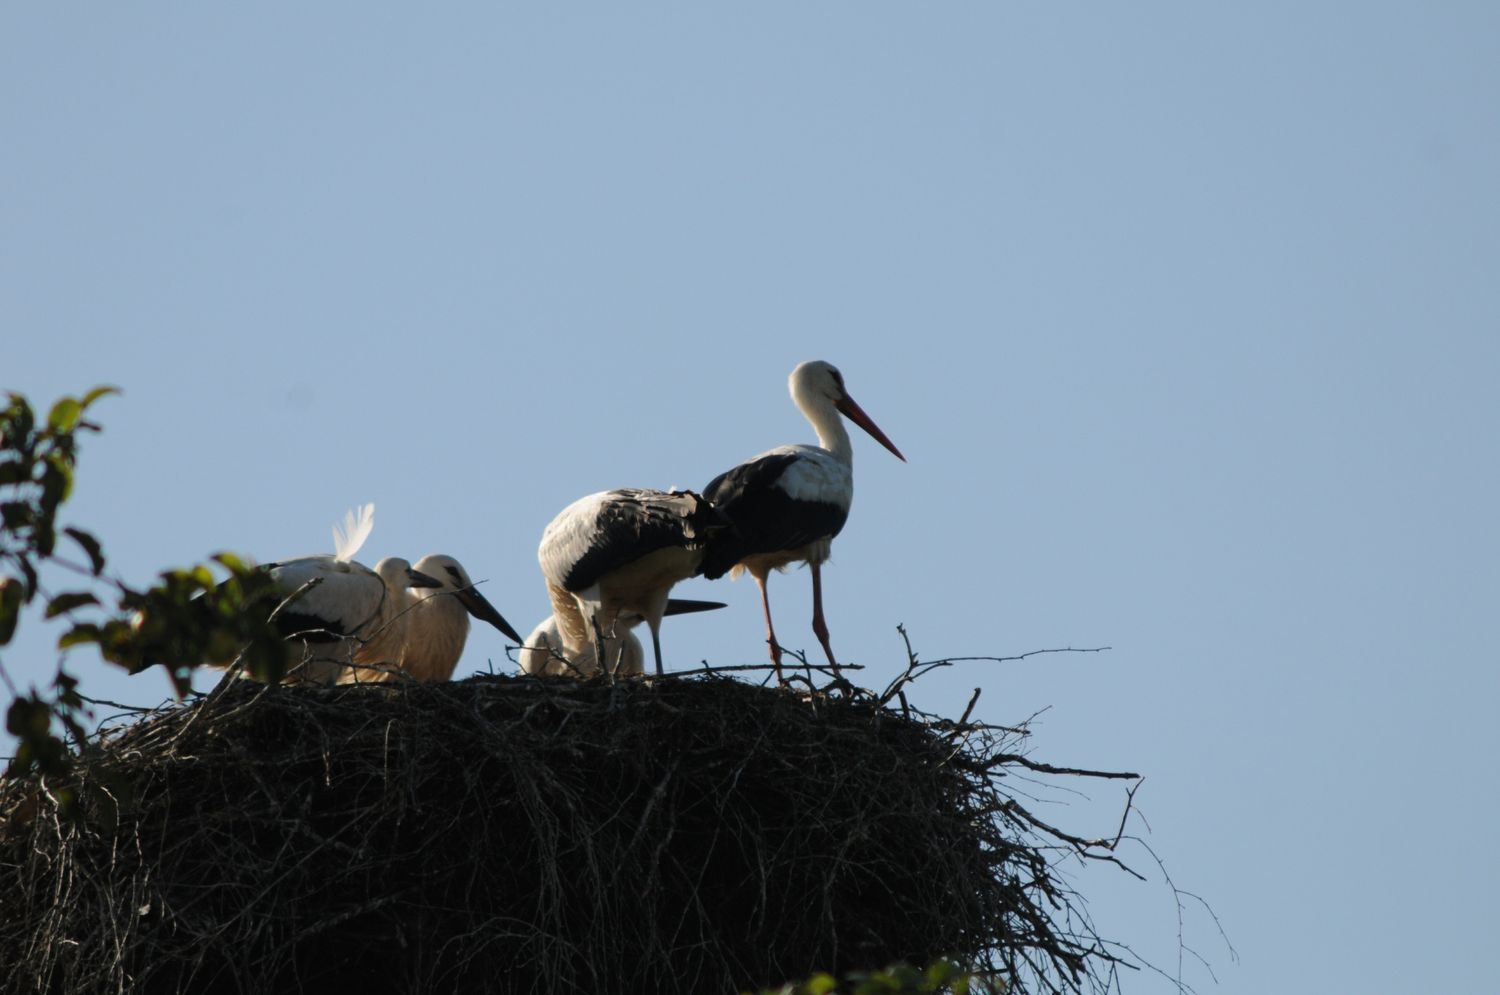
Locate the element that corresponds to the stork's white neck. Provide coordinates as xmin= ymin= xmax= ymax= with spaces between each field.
xmin=548 ymin=582 xmax=590 ymax=653
xmin=800 ymin=393 xmax=853 ymax=466
xmin=405 ymin=594 xmax=470 ymax=681
xmin=360 ymin=587 xmax=415 ymax=664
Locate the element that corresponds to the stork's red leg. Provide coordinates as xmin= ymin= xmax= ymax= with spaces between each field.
xmin=810 ymin=561 xmax=840 ymax=675
xmin=752 ymin=568 xmax=783 ymax=683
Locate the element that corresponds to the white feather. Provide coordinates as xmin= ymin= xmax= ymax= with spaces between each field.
xmin=332 ymin=503 xmax=375 ymax=563
xmin=762 ymin=444 xmax=854 ymax=508
xmin=538 ymin=491 xmax=610 ymax=587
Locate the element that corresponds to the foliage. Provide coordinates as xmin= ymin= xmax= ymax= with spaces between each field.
xmin=58 ymin=553 xmax=288 ymax=693
xmin=1 ymin=387 xmax=118 ymax=799
xmin=0 ymin=388 xmax=287 ymax=804
xmin=0 ymin=388 xmax=115 ymax=608
xmin=755 ymin=958 xmax=1008 ymax=995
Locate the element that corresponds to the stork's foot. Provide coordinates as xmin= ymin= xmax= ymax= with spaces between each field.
xmin=767 ymin=640 xmax=787 ymax=686
xmin=812 ymin=649 xmax=855 ymax=696
xmin=590 ymin=617 xmax=613 ymax=685
xmin=824 ymin=671 xmax=856 ymax=697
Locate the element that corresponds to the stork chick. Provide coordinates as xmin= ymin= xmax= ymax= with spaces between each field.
xmin=341 ymin=553 xmax=523 ymax=684
xmin=519 ymin=597 xmax=725 ymax=677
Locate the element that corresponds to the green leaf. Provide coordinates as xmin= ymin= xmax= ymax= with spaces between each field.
xmin=35 ymin=520 xmax=57 ymax=557
xmin=6 ymin=697 xmax=51 ymax=738
xmin=64 ymin=527 xmax=107 ymax=575
xmin=204 ymin=629 xmax=239 ymax=664
xmin=0 ymin=577 xmax=22 ymax=645
xmin=18 ymin=557 xmax=38 ymax=599
xmin=2 ymin=395 xmax=36 ymax=449
xmin=0 ymin=460 xmax=28 ymax=485
xmin=59 ymin=623 xmax=103 ymax=649
xmin=79 ymin=385 xmax=120 ymax=409
xmin=41 ymin=452 xmax=74 ymax=506
xmin=803 ymin=976 xmax=839 ymax=995
xmin=212 ymin=551 xmax=250 ymax=573
xmin=242 ymin=638 xmax=290 ymax=685
xmin=1 ymin=501 xmax=32 ymax=529
xmin=924 ymin=961 xmax=959 ymax=986
xmin=47 ymin=397 xmax=82 ymax=434
xmin=45 ymin=591 xmax=100 ymax=618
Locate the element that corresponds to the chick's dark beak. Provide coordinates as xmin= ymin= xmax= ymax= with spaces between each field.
xmin=407 ymin=569 xmax=444 ymax=589
xmin=454 ymin=586 xmax=524 ymax=644
xmin=664 ymin=598 xmax=728 ymax=616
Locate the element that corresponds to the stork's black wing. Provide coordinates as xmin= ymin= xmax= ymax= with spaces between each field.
xmin=560 ymin=489 xmax=724 ymax=593
xmin=697 ymin=452 xmax=849 ymax=580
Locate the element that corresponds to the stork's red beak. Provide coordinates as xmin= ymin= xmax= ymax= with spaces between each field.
xmin=835 ymin=393 xmax=906 ymax=462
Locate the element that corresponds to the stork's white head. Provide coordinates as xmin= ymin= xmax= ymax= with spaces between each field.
xmin=789 ymin=360 xmax=845 ymax=408
xmin=410 ymin=553 xmax=524 ymax=644
xmin=788 ymin=359 xmax=906 ymax=463
xmin=373 ymin=556 xmax=441 ymax=595
xmin=411 ymin=554 xmax=472 ymax=594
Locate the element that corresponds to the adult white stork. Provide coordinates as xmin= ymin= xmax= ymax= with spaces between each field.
xmin=538 ymin=488 xmax=726 ymax=676
xmin=340 ymin=553 xmax=525 ymax=684
xmin=697 ymin=360 xmax=905 ymax=680
xmin=518 ymin=597 xmax=726 ymax=678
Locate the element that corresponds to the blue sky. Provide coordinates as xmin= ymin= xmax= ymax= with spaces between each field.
xmin=5 ymin=5 xmax=1498 ymax=991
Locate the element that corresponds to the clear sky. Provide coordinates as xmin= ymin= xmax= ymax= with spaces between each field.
xmin=5 ymin=5 xmax=1498 ymax=992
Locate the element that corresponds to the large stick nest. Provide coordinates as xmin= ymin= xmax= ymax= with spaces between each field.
xmin=0 ymin=664 xmax=1136 ymax=995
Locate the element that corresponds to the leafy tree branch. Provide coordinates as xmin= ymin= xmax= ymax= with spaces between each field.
xmin=1 ymin=387 xmax=287 ymax=811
